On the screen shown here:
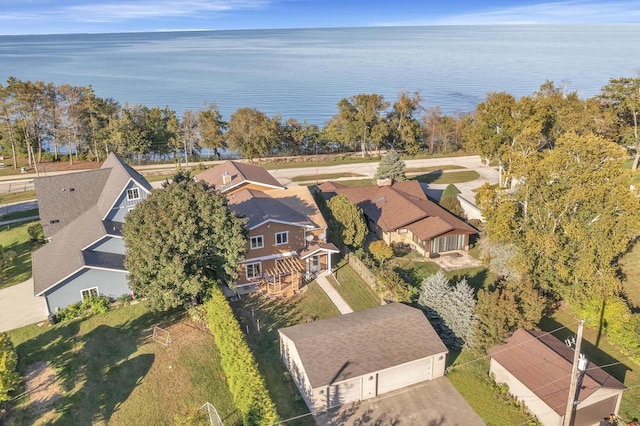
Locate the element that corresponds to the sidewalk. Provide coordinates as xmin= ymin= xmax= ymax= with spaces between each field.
xmin=315 ymin=271 xmax=353 ymax=314
xmin=0 ymin=215 xmax=39 ymax=227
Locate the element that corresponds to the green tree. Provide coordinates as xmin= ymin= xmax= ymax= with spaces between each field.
xmin=0 ymin=245 xmax=16 ymax=284
xmin=27 ymin=222 xmax=45 ymax=244
xmin=198 ymin=102 xmax=227 ymax=158
xmin=599 ymin=77 xmax=640 ymax=170
xmin=327 ymin=194 xmax=367 ymax=249
xmin=439 ymin=184 xmax=464 ymax=217
xmin=474 ymin=278 xmax=546 ymax=350
xmin=369 ymin=240 xmax=393 ymax=266
xmin=325 ymin=93 xmax=389 ymax=157
xmin=123 ymin=177 xmax=247 ymax=311
xmin=388 ymin=91 xmax=423 ymax=154
xmin=479 ymin=132 xmax=640 ymax=306
xmin=227 ymin=107 xmax=280 ymax=159
xmin=0 ymin=332 xmax=19 ymax=402
xmin=374 ymin=148 xmax=406 ymax=182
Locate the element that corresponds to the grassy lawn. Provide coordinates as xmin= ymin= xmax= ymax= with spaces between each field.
xmin=0 ymin=208 xmax=39 ymax=222
xmin=405 ymin=165 xmax=466 ymax=173
xmin=232 ymin=281 xmax=340 ymax=426
xmin=413 ymin=170 xmax=480 ymax=185
xmin=330 ymin=263 xmax=381 ymax=311
xmin=539 ymin=308 xmax=640 ymax=422
xmin=0 ymin=220 xmax=40 ymax=289
xmin=290 ymin=172 xmax=365 ymax=182
xmin=0 ymin=191 xmax=36 ymax=205
xmin=620 ymin=242 xmax=640 ymax=309
xmin=6 ymin=303 xmax=241 ymax=426
xmin=447 ymin=351 xmax=539 ymax=425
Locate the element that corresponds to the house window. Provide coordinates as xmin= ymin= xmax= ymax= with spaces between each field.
xmin=398 ymin=228 xmax=408 ymax=234
xmin=250 ymin=235 xmax=264 ymax=249
xmin=430 ymin=234 xmax=465 ymax=254
xmin=275 ymin=231 xmax=289 ymax=245
xmin=81 ymin=287 xmax=99 ymax=300
xmin=127 ymin=188 xmax=140 ymax=201
xmin=246 ymin=262 xmax=262 ymax=280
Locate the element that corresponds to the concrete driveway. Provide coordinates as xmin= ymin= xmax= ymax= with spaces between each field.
xmin=314 ymin=377 xmax=485 ymax=426
xmin=0 ymin=279 xmax=48 ymax=332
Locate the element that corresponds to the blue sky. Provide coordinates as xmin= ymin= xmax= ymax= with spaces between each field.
xmin=2 ymin=0 xmax=639 ymax=35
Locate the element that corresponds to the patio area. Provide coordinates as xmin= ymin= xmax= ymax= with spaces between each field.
xmin=424 ymin=250 xmax=483 ymax=271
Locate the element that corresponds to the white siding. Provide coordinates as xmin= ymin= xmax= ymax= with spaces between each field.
xmin=377 ymin=357 xmax=433 ymax=395
xmin=328 ymin=377 xmax=362 ymax=408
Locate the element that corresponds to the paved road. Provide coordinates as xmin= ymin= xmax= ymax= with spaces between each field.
xmin=269 ymin=155 xmax=499 ymax=202
xmin=0 ymin=200 xmax=38 ymax=216
xmin=0 ymin=279 xmax=48 ymax=332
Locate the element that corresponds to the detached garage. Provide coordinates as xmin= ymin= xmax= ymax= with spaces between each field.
xmin=278 ymin=303 xmax=448 ymax=413
xmin=488 ymin=329 xmax=626 ymax=426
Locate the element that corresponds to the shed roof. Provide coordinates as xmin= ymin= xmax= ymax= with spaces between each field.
xmin=279 ymin=303 xmax=447 ymax=388
xmin=488 ymin=329 xmax=626 ymax=415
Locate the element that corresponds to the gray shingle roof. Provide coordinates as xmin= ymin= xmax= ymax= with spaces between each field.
xmin=279 ymin=303 xmax=447 ymax=388
xmin=32 ymin=153 xmax=149 ymax=296
xmin=228 ymin=188 xmax=313 ymax=229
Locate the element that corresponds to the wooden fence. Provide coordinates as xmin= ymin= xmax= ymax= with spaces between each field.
xmin=345 ymin=249 xmax=394 ymax=302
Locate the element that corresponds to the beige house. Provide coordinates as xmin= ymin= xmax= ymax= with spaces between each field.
xmin=279 ymin=303 xmax=448 ymax=413
xmin=195 ymin=161 xmax=338 ymax=296
xmin=488 ymin=329 xmax=626 ymax=426
xmin=320 ymin=180 xmax=477 ymax=258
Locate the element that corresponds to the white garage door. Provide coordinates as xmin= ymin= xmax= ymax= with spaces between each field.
xmin=377 ymin=357 xmax=432 ymax=395
xmin=328 ymin=377 xmax=362 ymax=408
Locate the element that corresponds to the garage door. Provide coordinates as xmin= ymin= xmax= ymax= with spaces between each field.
xmin=574 ymin=395 xmax=618 ymax=426
xmin=377 ymin=357 xmax=432 ymax=395
xmin=328 ymin=377 xmax=362 ymax=408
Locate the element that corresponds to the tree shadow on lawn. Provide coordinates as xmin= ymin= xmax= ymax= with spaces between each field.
xmin=413 ymin=170 xmax=443 ymax=185
xmin=12 ymin=309 xmax=175 ymax=424
xmin=539 ymin=316 xmax=632 ymax=384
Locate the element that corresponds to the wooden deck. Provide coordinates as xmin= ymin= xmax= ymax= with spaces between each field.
xmin=261 ymin=256 xmax=307 ymax=297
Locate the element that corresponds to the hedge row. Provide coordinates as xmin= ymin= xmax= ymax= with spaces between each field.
xmin=205 ymin=286 xmax=279 ymax=426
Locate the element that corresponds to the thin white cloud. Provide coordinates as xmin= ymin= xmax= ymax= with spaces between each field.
xmin=68 ymin=0 xmax=269 ymax=21
xmin=385 ymin=1 xmax=640 ymax=25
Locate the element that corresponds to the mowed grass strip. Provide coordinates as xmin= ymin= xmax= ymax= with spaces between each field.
xmin=290 ymin=172 xmax=365 ymax=182
xmin=0 ymin=190 xmax=36 ymax=205
xmin=232 ymin=281 xmax=340 ymax=426
xmin=0 ymin=220 xmax=39 ymax=289
xmin=413 ymin=170 xmax=480 ymax=185
xmin=0 ymin=208 xmax=39 ymax=222
xmin=405 ymin=165 xmax=466 ymax=173
xmin=6 ymin=303 xmax=241 ymax=426
xmin=620 ymin=242 xmax=640 ymax=308
xmin=330 ymin=264 xmax=381 ymax=311
xmin=446 ymin=351 xmax=540 ymax=425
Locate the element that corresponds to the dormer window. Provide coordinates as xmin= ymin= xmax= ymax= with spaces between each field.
xmin=127 ymin=188 xmax=140 ymax=201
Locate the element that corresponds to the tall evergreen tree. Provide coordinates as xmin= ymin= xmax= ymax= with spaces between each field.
xmin=374 ymin=148 xmax=406 ymax=183
xmin=327 ymin=194 xmax=367 ymax=249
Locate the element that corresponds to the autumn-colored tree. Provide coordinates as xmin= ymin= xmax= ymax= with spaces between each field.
xmin=369 ymin=240 xmax=393 ymax=266
xmin=0 ymin=332 xmax=19 ymax=402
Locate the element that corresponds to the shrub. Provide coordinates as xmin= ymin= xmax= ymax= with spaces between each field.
xmin=377 ymin=266 xmax=412 ymax=302
xmin=369 ymin=240 xmax=393 ymax=266
xmin=27 ymin=222 xmax=45 ymax=244
xmin=0 ymin=332 xmax=19 ymax=402
xmin=205 ymin=285 xmax=279 ymax=425
xmin=56 ymin=296 xmax=111 ymax=322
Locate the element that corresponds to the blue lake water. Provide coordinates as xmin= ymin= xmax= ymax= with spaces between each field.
xmin=1 ymin=25 xmax=639 ymax=124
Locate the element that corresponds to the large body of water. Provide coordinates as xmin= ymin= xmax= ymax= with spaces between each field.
xmin=1 ymin=25 xmax=639 ymax=125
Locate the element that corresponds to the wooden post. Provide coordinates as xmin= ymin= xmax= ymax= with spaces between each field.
xmin=563 ymin=320 xmax=584 ymax=426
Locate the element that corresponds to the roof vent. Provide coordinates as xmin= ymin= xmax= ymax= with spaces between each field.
xmin=49 ymin=219 xmax=60 ymax=224
xmin=70 ymin=188 xmax=75 ymax=192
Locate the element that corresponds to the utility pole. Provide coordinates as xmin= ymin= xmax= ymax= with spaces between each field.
xmin=563 ymin=320 xmax=584 ymax=426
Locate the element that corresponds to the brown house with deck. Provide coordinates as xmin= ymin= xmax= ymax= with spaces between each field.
xmin=196 ymin=161 xmax=338 ymax=296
